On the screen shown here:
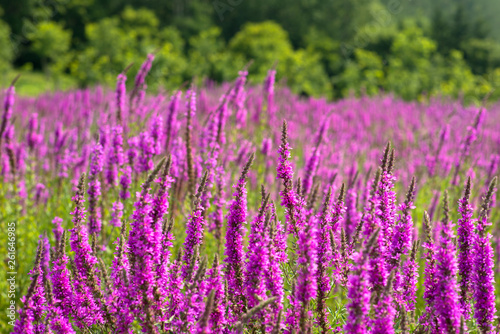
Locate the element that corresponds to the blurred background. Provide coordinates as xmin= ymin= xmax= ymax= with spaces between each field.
xmin=0 ymin=0 xmax=500 ymax=103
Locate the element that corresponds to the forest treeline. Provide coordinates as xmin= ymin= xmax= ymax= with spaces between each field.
xmin=0 ymin=0 xmax=499 ymax=102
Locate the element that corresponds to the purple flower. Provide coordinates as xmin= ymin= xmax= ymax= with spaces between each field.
xmin=134 ymin=54 xmax=155 ymax=91
xmin=110 ymin=201 xmax=124 ymax=227
xmin=26 ymin=113 xmax=43 ymax=151
xmin=397 ymin=243 xmax=419 ymax=311
xmin=138 ymin=132 xmax=155 ymax=173
xmin=13 ymin=238 xmax=47 ymax=334
xmin=244 ymin=193 xmax=270 ymax=311
xmin=88 ymin=143 xmax=104 ymax=234
xmin=389 ymin=178 xmax=416 ymax=269
xmin=127 ymin=188 xmax=161 ymax=332
xmin=106 ymin=126 xmax=124 ymax=186
xmin=116 ymin=73 xmax=127 ymax=121
xmin=165 ymin=90 xmax=182 ymax=150
xmin=435 ymin=202 xmax=461 ymax=333
xmin=344 ymin=251 xmax=371 ymax=334
xmin=457 ymin=177 xmax=474 ymax=318
xmin=377 ymin=170 xmax=397 ymax=254
xmin=371 ymin=274 xmax=395 ymax=334
xmin=473 ymin=178 xmax=497 ymax=333
xmin=265 ymin=205 xmax=286 ymax=330
xmin=232 ymin=70 xmax=248 ymax=129
xmin=51 ymin=236 xmax=74 ymax=319
xmin=150 ymin=116 xmax=163 ymax=155
xmin=285 ymin=216 xmax=318 ymax=333
xmin=0 ymin=85 xmax=15 ymax=140
xmin=182 ymin=200 xmax=207 ymax=280
xmin=69 ymin=176 xmax=104 ymax=328
xmin=315 ymin=188 xmax=333 ymax=333
xmin=224 ymin=154 xmax=253 ymax=318
xmin=110 ymin=232 xmax=134 ymax=332
xmin=264 ymin=69 xmax=276 ymax=115
xmin=302 ymin=146 xmax=320 ymax=196
xmin=208 ymin=257 xmax=226 ymax=331
xmin=119 ymin=166 xmax=132 ymax=200
xmin=52 ymin=217 xmax=64 ymax=246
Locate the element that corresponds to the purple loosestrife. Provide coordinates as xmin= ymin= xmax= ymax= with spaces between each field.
xmin=377 ymin=146 xmax=397 ymax=252
xmin=265 ymin=205 xmax=286 ymax=330
xmin=13 ymin=240 xmax=47 ymax=334
xmin=106 ymin=126 xmax=124 ymax=186
xmin=48 ymin=311 xmax=75 ymax=334
xmin=156 ymin=217 xmax=175 ymax=294
xmin=110 ymin=201 xmax=124 ymax=228
xmin=435 ymin=192 xmax=461 ymax=333
xmin=186 ymin=88 xmax=197 ymax=196
xmin=26 ymin=113 xmax=43 ymax=151
xmin=209 ymin=164 xmax=226 ymax=249
xmin=264 ymin=68 xmax=276 ymax=115
xmin=457 ymin=177 xmax=474 ymax=318
xmin=165 ymin=90 xmax=182 ymax=150
xmin=426 ymin=124 xmax=449 ymax=176
xmin=127 ymin=136 xmax=140 ymax=172
xmin=302 ymin=146 xmax=320 ymax=196
xmin=50 ymin=231 xmax=74 ymax=319
xmin=138 ymin=131 xmax=155 ymax=173
xmin=419 ymin=212 xmax=440 ymax=331
xmin=389 ymin=177 xmax=416 ymax=269
xmin=150 ymin=116 xmax=164 ymax=155
xmin=473 ymin=177 xmax=497 ymax=333
xmin=131 ymin=53 xmax=155 ymax=108
xmin=208 ymin=255 xmax=226 ymax=331
xmin=316 ymin=187 xmax=333 ymax=334
xmin=164 ymin=252 xmax=184 ymax=331
xmin=367 ymin=231 xmax=388 ymax=297
xmin=363 ymin=170 xmax=385 ymax=292
xmin=452 ymin=108 xmax=484 ymax=185
xmin=362 ymin=168 xmax=382 ymax=240
xmin=330 ymin=185 xmax=349 ymax=286
xmin=371 ymin=271 xmax=396 ymax=334
xmin=134 ymin=54 xmax=154 ymax=90
xmin=69 ymin=174 xmax=105 ymax=328
xmin=119 ymin=165 xmax=132 ymax=200
xmin=233 ymin=70 xmax=248 ymax=129
xmin=150 ymin=157 xmax=173 ymax=227
xmin=52 ymin=216 xmax=64 ymax=246
xmin=0 ymin=82 xmax=15 ymax=143
xmin=110 ymin=225 xmax=134 ymax=333
xmin=344 ymin=242 xmax=373 ymax=334
xmin=285 ymin=216 xmax=318 ymax=334
xmin=182 ymin=172 xmax=209 ymax=280
xmin=244 ymin=191 xmax=271 ymax=312
xmin=224 ymin=153 xmax=254 ymax=318
xmin=41 ymin=234 xmax=51 ymax=285
xmin=397 ymin=241 xmax=420 ymax=311
xmin=126 ymin=159 xmax=166 ymax=333
xmin=201 ymin=144 xmax=219 ymax=213
xmin=116 ymin=73 xmax=127 ymax=123
xmin=277 ymin=120 xmax=305 ymax=236
xmin=215 ymin=94 xmax=228 ymax=145
xmin=196 ymin=289 xmax=216 ymax=334
xmin=88 ymin=142 xmax=103 ymax=235
xmin=344 ymin=183 xmax=360 ymax=242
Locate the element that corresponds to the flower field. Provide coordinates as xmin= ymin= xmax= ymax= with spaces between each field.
xmin=1 ymin=55 xmax=499 ymax=333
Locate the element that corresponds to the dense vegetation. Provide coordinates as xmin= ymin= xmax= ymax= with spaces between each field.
xmin=0 ymin=0 xmax=500 ymax=102
xmin=1 ymin=57 xmax=499 ymax=333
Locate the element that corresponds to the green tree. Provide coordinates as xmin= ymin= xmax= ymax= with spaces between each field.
xmin=229 ymin=21 xmax=294 ymax=81
xmin=339 ymin=49 xmax=385 ymax=97
xmin=0 ymin=19 xmax=13 ymax=77
xmin=27 ymin=21 xmax=72 ymax=74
